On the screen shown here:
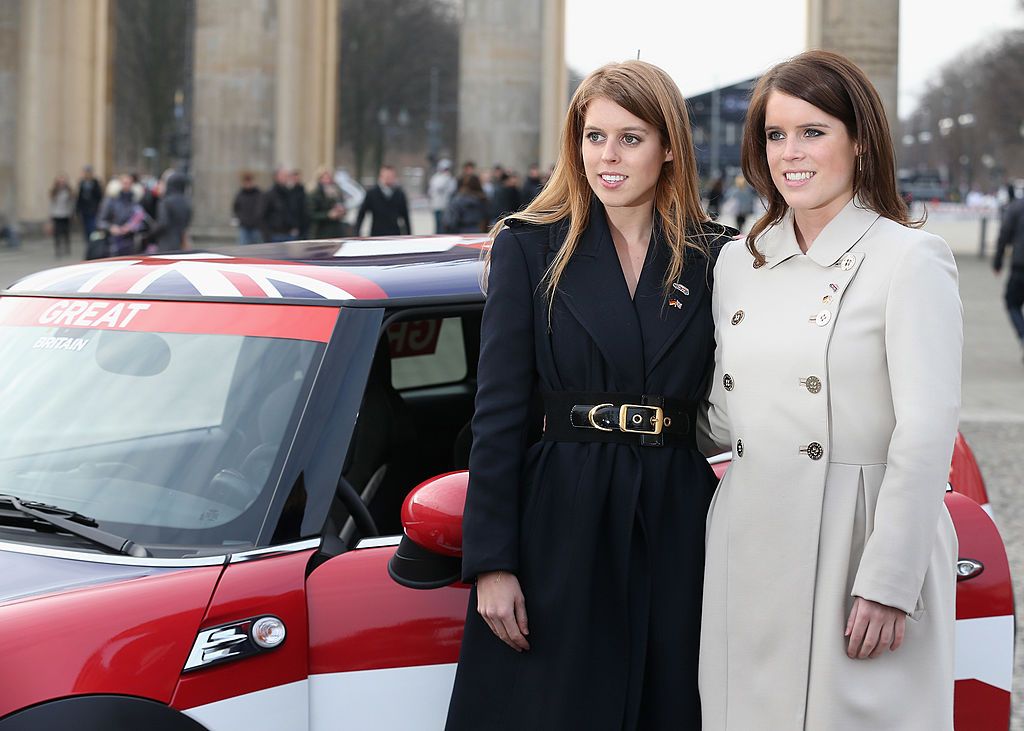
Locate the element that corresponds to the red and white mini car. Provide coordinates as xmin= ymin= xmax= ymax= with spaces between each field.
xmin=0 ymin=239 xmax=1014 ymax=730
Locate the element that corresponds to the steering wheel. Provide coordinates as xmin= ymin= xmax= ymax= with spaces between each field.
xmin=335 ymin=475 xmax=379 ymax=538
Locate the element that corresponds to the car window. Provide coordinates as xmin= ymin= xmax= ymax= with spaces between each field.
xmin=387 ymin=317 xmax=466 ymax=390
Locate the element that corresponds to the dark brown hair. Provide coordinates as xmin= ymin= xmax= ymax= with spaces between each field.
xmin=741 ymin=50 xmax=920 ymax=263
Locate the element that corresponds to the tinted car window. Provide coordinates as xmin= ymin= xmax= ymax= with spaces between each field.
xmin=387 ymin=317 xmax=466 ymax=389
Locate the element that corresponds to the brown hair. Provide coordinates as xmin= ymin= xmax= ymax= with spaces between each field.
xmin=741 ymin=50 xmax=920 ymax=264
xmin=487 ymin=60 xmax=712 ymax=315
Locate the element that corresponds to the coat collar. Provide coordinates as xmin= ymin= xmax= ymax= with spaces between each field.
xmin=759 ymin=197 xmax=881 ymax=269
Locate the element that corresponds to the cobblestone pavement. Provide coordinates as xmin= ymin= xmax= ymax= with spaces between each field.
xmin=2 ymin=215 xmax=1022 ymax=723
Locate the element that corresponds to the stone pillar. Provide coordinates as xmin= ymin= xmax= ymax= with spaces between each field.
xmin=191 ymin=0 xmax=278 ymax=234
xmin=539 ymin=0 xmax=567 ymax=171
xmin=15 ymin=0 xmax=112 ymax=223
xmin=459 ymin=0 xmax=545 ymax=175
xmin=806 ymin=0 xmax=900 ymax=128
xmin=275 ymin=0 xmax=339 ymax=178
xmin=0 ymin=3 xmax=20 ymax=221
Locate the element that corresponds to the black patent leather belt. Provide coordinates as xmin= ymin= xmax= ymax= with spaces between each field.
xmin=542 ymin=391 xmax=698 ymax=448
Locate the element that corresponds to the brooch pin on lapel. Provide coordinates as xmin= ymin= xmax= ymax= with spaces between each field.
xmin=672 ymin=282 xmax=690 ymax=295
xmin=668 ymin=298 xmax=683 ymax=310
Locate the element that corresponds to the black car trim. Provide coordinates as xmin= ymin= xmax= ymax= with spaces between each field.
xmin=0 ymin=695 xmax=208 ymax=730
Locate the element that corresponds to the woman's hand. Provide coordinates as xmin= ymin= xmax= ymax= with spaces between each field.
xmin=476 ymin=570 xmax=530 ymax=652
xmin=845 ymin=596 xmax=906 ymax=659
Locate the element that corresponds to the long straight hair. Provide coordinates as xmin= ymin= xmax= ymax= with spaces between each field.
xmin=486 ymin=60 xmax=710 ymax=316
xmin=741 ymin=50 xmax=921 ymax=264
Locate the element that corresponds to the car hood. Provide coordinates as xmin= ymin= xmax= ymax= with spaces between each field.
xmin=0 ymin=544 xmax=225 ymax=717
xmin=0 ymin=547 xmax=175 ymax=605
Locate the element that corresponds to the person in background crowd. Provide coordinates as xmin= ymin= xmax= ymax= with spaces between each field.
xmin=723 ymin=175 xmax=757 ymax=232
xmin=994 ymin=191 xmax=1024 ymax=362
xmin=706 ymin=174 xmax=724 ymax=219
xmin=97 ymin=173 xmax=147 ymax=257
xmin=0 ymin=212 xmax=19 ymax=249
xmin=428 ymin=158 xmax=457 ymax=233
xmin=309 ymin=166 xmax=348 ymax=239
xmin=75 ymin=165 xmax=103 ymax=246
xmin=138 ymin=176 xmax=161 ymax=251
xmin=355 ymin=165 xmax=411 ymax=236
xmin=521 ymin=163 xmax=545 ymax=205
xmin=490 ymin=170 xmax=522 ymax=225
xmin=263 ymin=166 xmax=297 ymax=242
xmin=442 ymin=173 xmax=489 ymax=233
xmin=232 ymin=171 xmax=265 ymax=245
xmin=483 ymin=164 xmax=504 ymax=201
xmin=288 ymin=168 xmax=309 ymax=239
xmin=461 ymin=160 xmax=478 ymax=181
xmin=149 ymin=169 xmax=192 ymax=253
xmin=49 ymin=174 xmax=74 ymax=258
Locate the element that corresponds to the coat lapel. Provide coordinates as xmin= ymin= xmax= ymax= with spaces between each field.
xmin=553 ymin=202 xmax=645 ymax=390
xmin=636 ymin=227 xmax=711 ymax=378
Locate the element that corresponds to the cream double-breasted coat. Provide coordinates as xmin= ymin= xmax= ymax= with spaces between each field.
xmin=699 ymin=199 xmax=962 ymax=730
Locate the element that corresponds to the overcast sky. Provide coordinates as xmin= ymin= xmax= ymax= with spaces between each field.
xmin=564 ymin=0 xmax=1021 ymax=118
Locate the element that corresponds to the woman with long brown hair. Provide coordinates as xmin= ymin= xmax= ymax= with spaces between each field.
xmin=699 ymin=50 xmax=960 ymax=729
xmin=444 ymin=60 xmax=733 ymax=730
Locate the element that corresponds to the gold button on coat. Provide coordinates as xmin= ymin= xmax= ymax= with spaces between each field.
xmin=802 ymin=376 xmax=822 ymax=394
xmin=800 ymin=442 xmax=824 ymax=460
xmin=731 ymin=310 xmax=745 ymax=326
xmin=723 ymin=374 xmax=735 ymax=391
xmin=736 ymin=439 xmax=744 ymax=457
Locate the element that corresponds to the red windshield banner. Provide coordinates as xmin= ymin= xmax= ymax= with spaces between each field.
xmin=0 ymin=297 xmax=339 ymax=342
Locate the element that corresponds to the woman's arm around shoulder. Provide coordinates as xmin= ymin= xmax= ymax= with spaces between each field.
xmin=852 ymin=232 xmax=962 ymax=614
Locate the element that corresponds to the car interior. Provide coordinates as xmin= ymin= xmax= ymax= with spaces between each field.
xmin=332 ymin=306 xmax=483 ymax=543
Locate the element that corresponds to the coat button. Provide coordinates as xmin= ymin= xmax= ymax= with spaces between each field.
xmin=731 ymin=310 xmax=744 ymax=326
xmin=821 ymin=295 xmax=832 ymax=304
xmin=800 ymin=442 xmax=824 ymax=460
xmin=736 ymin=439 xmax=744 ymax=457
xmin=840 ymin=254 xmax=856 ymax=271
xmin=723 ymin=373 xmax=735 ymax=391
xmin=800 ymin=376 xmax=822 ymax=394
xmin=809 ymin=310 xmax=831 ymax=327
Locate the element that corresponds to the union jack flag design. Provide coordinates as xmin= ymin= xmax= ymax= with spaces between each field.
xmin=10 ymin=254 xmax=389 ymax=300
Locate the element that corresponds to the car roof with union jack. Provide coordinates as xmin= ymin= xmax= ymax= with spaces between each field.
xmin=5 ymin=236 xmax=490 ymax=306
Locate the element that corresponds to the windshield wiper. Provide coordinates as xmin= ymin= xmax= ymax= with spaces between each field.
xmin=0 ymin=494 xmax=150 ymax=557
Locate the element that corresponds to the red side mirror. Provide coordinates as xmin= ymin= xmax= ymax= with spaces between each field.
xmin=388 ymin=471 xmax=468 ymax=590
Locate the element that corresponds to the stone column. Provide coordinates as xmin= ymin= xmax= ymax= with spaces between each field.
xmin=191 ymin=0 xmax=278 ymax=235
xmin=15 ymin=0 xmax=112 ymax=223
xmin=806 ymin=0 xmax=900 ymax=128
xmin=458 ymin=0 xmax=545 ymax=175
xmin=275 ymin=0 xmax=339 ymax=178
xmin=0 ymin=3 xmax=20 ymax=222
xmin=539 ymin=0 xmax=567 ymax=171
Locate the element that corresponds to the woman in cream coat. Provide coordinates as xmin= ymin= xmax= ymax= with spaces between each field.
xmin=699 ymin=51 xmax=962 ymax=730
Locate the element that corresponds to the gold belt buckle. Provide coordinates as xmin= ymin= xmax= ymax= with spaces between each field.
xmin=587 ymin=403 xmax=615 ymax=431
xmin=619 ymin=404 xmax=664 ymax=435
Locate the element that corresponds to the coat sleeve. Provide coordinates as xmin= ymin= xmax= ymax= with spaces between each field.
xmin=461 ymin=227 xmax=537 ymax=582
xmin=851 ymin=235 xmax=962 ymax=614
xmin=697 ymin=242 xmax=734 ymax=456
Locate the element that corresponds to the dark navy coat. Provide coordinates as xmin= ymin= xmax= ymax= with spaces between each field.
xmin=446 ymin=201 xmax=732 ymax=731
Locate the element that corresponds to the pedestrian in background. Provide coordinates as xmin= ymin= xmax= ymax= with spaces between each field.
xmin=355 ymin=165 xmax=410 ymax=236
xmin=48 ymin=174 xmax=74 ymax=257
xmin=521 ymin=163 xmax=545 ymax=205
xmin=263 ymin=167 xmax=297 ymax=242
xmin=309 ymin=166 xmax=348 ymax=239
xmin=232 ymin=171 xmax=264 ymax=245
xmin=428 ymin=159 xmax=457 ymax=233
xmin=723 ymin=175 xmax=757 ymax=232
xmin=489 ymin=170 xmax=522 ymax=225
xmin=706 ymin=174 xmax=724 ymax=218
xmin=149 ymin=170 xmax=192 ymax=253
xmin=994 ymin=193 xmax=1024 ymax=362
xmin=97 ymin=174 xmax=147 ymax=257
xmin=288 ymin=168 xmax=309 ymax=239
xmin=75 ymin=165 xmax=103 ymax=246
xmin=442 ymin=173 xmax=489 ymax=233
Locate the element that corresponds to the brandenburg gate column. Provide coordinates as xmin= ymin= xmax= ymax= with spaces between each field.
xmin=806 ymin=0 xmax=900 ymax=127
xmin=15 ymin=0 xmax=112 ymax=223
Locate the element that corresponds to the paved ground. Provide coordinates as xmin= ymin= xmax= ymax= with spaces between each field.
xmin=2 ymin=212 xmax=1022 ymax=723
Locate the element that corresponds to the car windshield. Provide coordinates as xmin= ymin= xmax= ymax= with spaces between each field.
xmin=0 ymin=298 xmax=332 ymax=554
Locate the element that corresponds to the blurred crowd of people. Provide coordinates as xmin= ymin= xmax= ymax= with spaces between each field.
xmin=428 ymin=160 xmax=548 ymax=234
xmin=41 ymin=165 xmax=193 ymax=260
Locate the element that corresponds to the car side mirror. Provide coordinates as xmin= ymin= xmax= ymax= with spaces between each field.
xmin=387 ymin=471 xmax=467 ymax=590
